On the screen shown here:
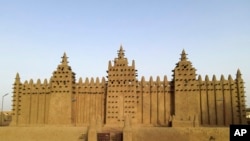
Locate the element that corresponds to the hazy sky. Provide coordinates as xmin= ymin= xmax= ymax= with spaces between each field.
xmin=0 ymin=0 xmax=250 ymax=110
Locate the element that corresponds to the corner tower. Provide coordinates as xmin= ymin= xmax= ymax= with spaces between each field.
xmin=235 ymin=69 xmax=247 ymax=124
xmin=106 ymin=46 xmax=138 ymax=125
xmin=172 ymin=50 xmax=199 ymax=127
xmin=11 ymin=73 xmax=21 ymax=126
xmin=48 ymin=53 xmax=76 ymax=125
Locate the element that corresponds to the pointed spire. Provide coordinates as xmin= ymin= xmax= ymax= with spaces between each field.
xmin=198 ymin=75 xmax=202 ymax=81
xmin=79 ymin=77 xmax=83 ymax=84
xmin=132 ymin=60 xmax=135 ymax=67
xmin=96 ymin=77 xmax=100 ymax=84
xmin=205 ymin=75 xmax=209 ymax=81
xmin=15 ymin=72 xmax=20 ymax=83
xmin=61 ymin=52 xmax=68 ymax=65
xmin=228 ymin=75 xmax=233 ymax=81
xmin=180 ymin=49 xmax=188 ymax=61
xmin=108 ymin=61 xmax=112 ymax=69
xmin=37 ymin=79 xmax=41 ymax=85
xmin=156 ymin=76 xmax=160 ymax=84
xmin=24 ymin=80 xmax=28 ymax=85
xmin=163 ymin=75 xmax=168 ymax=81
xmin=15 ymin=73 xmax=20 ymax=79
xmin=118 ymin=45 xmax=125 ymax=59
xmin=149 ymin=76 xmax=153 ymax=84
xmin=90 ymin=77 xmax=94 ymax=84
xmin=236 ymin=69 xmax=242 ymax=79
xmin=141 ymin=76 xmax=145 ymax=85
xmin=164 ymin=75 xmax=168 ymax=85
xmin=212 ymin=75 xmax=217 ymax=81
xmin=220 ymin=75 xmax=225 ymax=81
xmin=85 ymin=78 xmax=89 ymax=85
xmin=29 ymin=79 xmax=34 ymax=85
xmin=43 ymin=79 xmax=48 ymax=85
xmin=101 ymin=77 xmax=106 ymax=84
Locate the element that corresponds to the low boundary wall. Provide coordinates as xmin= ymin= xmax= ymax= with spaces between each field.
xmin=0 ymin=126 xmax=229 ymax=141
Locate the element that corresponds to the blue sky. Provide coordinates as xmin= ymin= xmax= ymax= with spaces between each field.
xmin=0 ymin=0 xmax=250 ymax=110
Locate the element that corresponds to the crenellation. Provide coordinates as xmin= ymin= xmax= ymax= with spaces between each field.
xmin=163 ymin=75 xmax=168 ymax=84
xmin=205 ymin=75 xmax=209 ymax=82
xmin=78 ymin=77 xmax=83 ymax=84
xmin=43 ymin=79 xmax=48 ymax=85
xmin=74 ymin=76 xmax=106 ymax=125
xmin=90 ymin=77 xmax=94 ymax=85
xmin=101 ymin=77 xmax=106 ymax=84
xmin=36 ymin=79 xmax=41 ymax=85
xmin=196 ymin=72 xmax=248 ymax=126
xmin=28 ymin=79 xmax=33 ymax=86
xmin=135 ymin=75 xmax=173 ymax=126
xmin=212 ymin=75 xmax=216 ymax=82
xmin=220 ymin=74 xmax=225 ymax=81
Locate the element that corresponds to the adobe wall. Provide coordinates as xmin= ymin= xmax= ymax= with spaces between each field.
xmin=136 ymin=76 xmax=172 ymax=126
xmin=74 ymin=77 xmax=106 ymax=125
xmin=0 ymin=126 xmax=88 ymax=141
xmin=0 ymin=126 xmax=229 ymax=141
xmin=198 ymin=74 xmax=246 ymax=126
xmin=11 ymin=47 xmax=247 ymax=127
xmin=11 ymin=77 xmax=51 ymax=126
xmin=132 ymin=127 xmax=229 ymax=141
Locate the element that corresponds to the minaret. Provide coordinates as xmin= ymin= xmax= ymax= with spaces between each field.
xmin=235 ymin=69 xmax=247 ymax=124
xmin=106 ymin=45 xmax=138 ymax=125
xmin=172 ymin=49 xmax=199 ymax=127
xmin=11 ymin=73 xmax=21 ymax=126
xmin=48 ymin=52 xmax=76 ymax=125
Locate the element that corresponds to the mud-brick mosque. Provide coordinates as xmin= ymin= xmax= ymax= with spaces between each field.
xmin=9 ymin=46 xmax=247 ymax=141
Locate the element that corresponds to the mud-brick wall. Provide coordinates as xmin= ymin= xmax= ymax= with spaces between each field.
xmin=12 ymin=78 xmax=50 ymax=126
xmin=136 ymin=76 xmax=172 ymax=126
xmin=198 ymin=74 xmax=245 ymax=126
xmin=74 ymin=77 xmax=106 ymax=125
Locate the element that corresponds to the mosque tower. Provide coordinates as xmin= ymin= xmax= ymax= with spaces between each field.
xmin=48 ymin=53 xmax=76 ymax=125
xmin=105 ymin=46 xmax=138 ymax=125
xmin=172 ymin=50 xmax=199 ymax=126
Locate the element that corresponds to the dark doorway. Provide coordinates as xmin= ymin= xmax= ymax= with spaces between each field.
xmin=97 ymin=133 xmax=110 ymax=141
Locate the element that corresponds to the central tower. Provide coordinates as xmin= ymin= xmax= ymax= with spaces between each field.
xmin=106 ymin=46 xmax=138 ymax=125
xmin=48 ymin=53 xmax=76 ymax=125
xmin=172 ymin=50 xmax=199 ymax=127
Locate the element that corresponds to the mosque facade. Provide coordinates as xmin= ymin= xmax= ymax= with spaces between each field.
xmin=11 ymin=47 xmax=247 ymax=127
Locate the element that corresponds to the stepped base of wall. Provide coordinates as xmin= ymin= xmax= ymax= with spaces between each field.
xmin=0 ymin=126 xmax=229 ymax=141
